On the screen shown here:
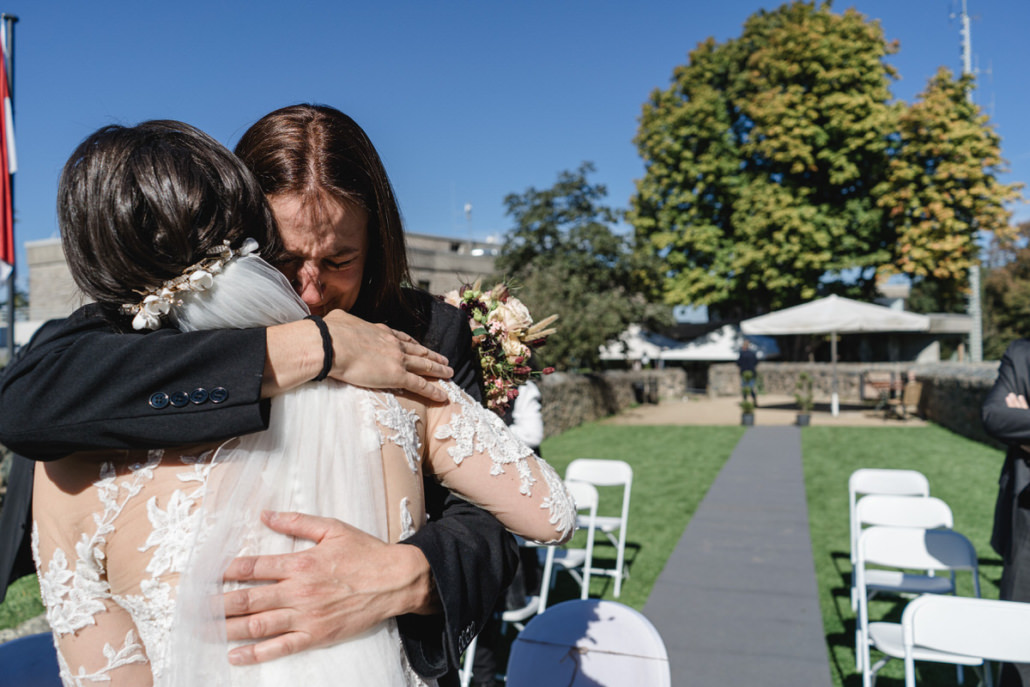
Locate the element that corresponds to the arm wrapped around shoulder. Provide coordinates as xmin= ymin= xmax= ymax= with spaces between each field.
xmin=426 ymin=382 xmax=576 ymax=545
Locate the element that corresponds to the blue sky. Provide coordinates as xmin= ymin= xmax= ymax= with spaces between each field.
xmin=6 ymin=1 xmax=1028 ymax=290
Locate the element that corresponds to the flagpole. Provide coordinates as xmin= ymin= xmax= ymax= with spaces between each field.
xmin=2 ymin=13 xmax=15 ymax=363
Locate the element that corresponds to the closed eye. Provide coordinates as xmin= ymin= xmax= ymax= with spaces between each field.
xmin=326 ymin=257 xmax=358 ymax=270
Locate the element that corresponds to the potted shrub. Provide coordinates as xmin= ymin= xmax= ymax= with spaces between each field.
xmin=795 ymin=372 xmax=814 ymax=426
xmin=740 ymin=399 xmax=756 ymax=426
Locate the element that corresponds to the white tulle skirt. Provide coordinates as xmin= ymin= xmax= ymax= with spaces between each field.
xmin=159 ymin=255 xmax=428 ymax=685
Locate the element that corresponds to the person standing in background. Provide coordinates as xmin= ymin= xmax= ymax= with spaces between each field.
xmin=737 ymin=340 xmax=759 ymax=407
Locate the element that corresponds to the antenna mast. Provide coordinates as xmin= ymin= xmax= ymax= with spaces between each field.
xmin=960 ymin=0 xmax=983 ymax=363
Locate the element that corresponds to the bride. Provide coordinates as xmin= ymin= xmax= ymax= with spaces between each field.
xmin=31 ymin=120 xmax=576 ymax=687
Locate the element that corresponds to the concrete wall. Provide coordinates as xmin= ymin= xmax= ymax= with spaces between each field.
xmin=26 ymin=238 xmax=84 ymax=321
xmin=26 ymin=233 xmax=500 ymax=323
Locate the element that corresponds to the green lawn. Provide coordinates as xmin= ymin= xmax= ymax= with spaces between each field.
xmin=803 ymin=425 xmax=1005 ymax=687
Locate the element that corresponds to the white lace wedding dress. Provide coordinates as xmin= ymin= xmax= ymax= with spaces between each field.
xmin=31 ymin=254 xmax=576 ymax=687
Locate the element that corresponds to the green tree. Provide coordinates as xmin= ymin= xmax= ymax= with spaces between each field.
xmin=497 ymin=163 xmax=670 ymax=370
xmin=983 ymin=222 xmax=1030 ymax=360
xmin=631 ymin=1 xmax=899 ymax=317
xmin=631 ymin=1 xmax=1020 ymax=319
xmin=877 ymin=68 xmax=1021 ymax=305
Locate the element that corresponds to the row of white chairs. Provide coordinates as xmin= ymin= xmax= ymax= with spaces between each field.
xmin=847 ymin=467 xmax=1030 ymax=687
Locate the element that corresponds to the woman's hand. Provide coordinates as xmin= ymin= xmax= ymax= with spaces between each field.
xmin=263 ymin=310 xmax=452 ymax=402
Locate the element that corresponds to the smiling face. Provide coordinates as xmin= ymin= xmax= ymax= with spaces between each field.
xmin=269 ymin=193 xmax=369 ymax=316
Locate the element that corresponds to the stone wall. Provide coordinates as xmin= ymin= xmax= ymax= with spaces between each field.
xmin=709 ymin=359 xmax=1001 ymax=446
xmin=909 ymin=362 xmax=1000 ymax=448
xmin=537 ymin=368 xmax=687 ymax=439
xmin=709 ymin=361 xmax=920 ymax=400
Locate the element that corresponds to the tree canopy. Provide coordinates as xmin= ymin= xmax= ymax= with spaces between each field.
xmin=496 ymin=163 xmax=670 ymax=370
xmin=631 ymin=0 xmax=1020 ymax=318
xmin=983 ymin=222 xmax=1030 ymax=360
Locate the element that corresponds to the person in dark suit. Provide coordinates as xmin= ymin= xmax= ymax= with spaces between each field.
xmin=0 ymin=105 xmax=518 ymax=686
xmin=981 ymin=338 xmax=1030 ymax=686
xmin=736 ymin=340 xmax=759 ymax=406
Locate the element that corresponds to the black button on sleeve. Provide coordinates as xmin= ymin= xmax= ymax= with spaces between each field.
xmin=189 ymin=388 xmax=209 ymax=404
xmin=149 ymin=392 xmax=170 ymax=409
xmin=210 ymin=387 xmax=229 ymax=404
xmin=170 ymin=391 xmax=190 ymax=408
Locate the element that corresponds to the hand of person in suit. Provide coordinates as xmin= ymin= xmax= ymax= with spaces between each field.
xmin=1004 ymin=392 xmax=1030 ymax=453
xmin=221 ymin=510 xmax=439 ymax=665
xmin=263 ymin=308 xmax=453 ymax=402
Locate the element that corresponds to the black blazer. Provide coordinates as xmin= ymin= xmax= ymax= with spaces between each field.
xmin=981 ymin=339 xmax=1030 ymax=563
xmin=0 ymin=292 xmax=517 ymax=682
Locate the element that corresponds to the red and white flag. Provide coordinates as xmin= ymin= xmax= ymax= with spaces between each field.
xmin=0 ymin=27 xmax=16 ymax=284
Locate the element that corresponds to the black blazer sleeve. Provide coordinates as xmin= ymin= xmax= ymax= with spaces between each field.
xmin=982 ymin=339 xmax=1030 ymax=561
xmin=982 ymin=339 xmax=1030 ymax=446
xmin=396 ymin=294 xmax=519 ymax=678
xmin=0 ymin=304 xmax=270 ymax=459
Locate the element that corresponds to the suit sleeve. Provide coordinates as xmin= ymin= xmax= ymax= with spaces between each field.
xmin=396 ymin=296 xmax=520 ymax=678
xmin=0 ymin=305 xmax=270 ymax=460
xmin=982 ymin=339 xmax=1030 ymax=446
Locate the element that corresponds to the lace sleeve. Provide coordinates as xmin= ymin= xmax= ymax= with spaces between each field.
xmin=51 ymin=600 xmax=152 ymax=686
xmin=426 ymin=381 xmax=575 ymax=545
xmin=32 ymin=522 xmax=152 ymax=687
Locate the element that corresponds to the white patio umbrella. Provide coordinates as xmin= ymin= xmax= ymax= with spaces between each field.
xmin=739 ymin=295 xmax=930 ymax=416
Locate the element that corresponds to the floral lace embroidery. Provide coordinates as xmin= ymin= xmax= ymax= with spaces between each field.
xmin=535 ymin=457 xmax=577 ymax=543
xmin=399 ymin=497 xmax=416 ymax=541
xmin=33 ymin=450 xmax=164 ymax=637
xmin=434 ymin=381 xmax=536 ymax=493
xmin=62 ymin=630 xmax=148 ymax=686
xmin=34 ymin=448 xmax=217 ymax=683
xmin=433 ymin=381 xmax=575 ymax=542
xmin=368 ymin=391 xmax=423 ymax=473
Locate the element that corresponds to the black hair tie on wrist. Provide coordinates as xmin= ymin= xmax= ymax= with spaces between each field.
xmin=305 ymin=314 xmax=334 ymax=382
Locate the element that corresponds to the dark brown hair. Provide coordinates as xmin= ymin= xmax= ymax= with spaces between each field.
xmin=59 ymin=120 xmax=280 ymax=325
xmin=234 ymin=104 xmax=414 ymax=323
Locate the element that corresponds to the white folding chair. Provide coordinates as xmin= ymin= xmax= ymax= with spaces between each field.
xmin=565 ymin=458 xmax=632 ymax=597
xmin=902 ymin=595 xmax=1030 ymax=687
xmin=506 ymin=599 xmax=671 ymax=686
xmin=852 ymin=495 xmax=956 ymax=671
xmin=855 ymin=495 xmax=956 ymax=600
xmin=849 ymin=469 xmax=931 ymax=611
xmin=856 ymin=526 xmax=981 ymax=687
xmin=537 ymin=480 xmax=599 ymax=612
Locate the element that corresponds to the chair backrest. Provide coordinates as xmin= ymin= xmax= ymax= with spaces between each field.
xmin=902 ymin=381 xmax=922 ymax=408
xmin=566 ymin=458 xmax=632 ymax=522
xmin=855 ymin=495 xmax=953 ymax=530
xmin=566 ymin=480 xmax=600 ymax=523
xmin=506 ymin=599 xmax=670 ymax=686
xmin=849 ymin=469 xmax=930 ymax=562
xmin=858 ymin=526 xmax=979 ymax=581
xmin=903 ymin=595 xmax=1030 ymax=664
xmin=0 ymin=632 xmax=62 ymax=687
xmin=566 ymin=458 xmax=633 ymax=489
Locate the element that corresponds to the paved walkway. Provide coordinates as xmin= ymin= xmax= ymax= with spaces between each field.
xmin=642 ymin=426 xmax=832 ymax=685
xmin=625 ymin=394 xmax=923 ymax=684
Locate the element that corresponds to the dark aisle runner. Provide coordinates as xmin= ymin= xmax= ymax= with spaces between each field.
xmin=642 ymin=426 xmax=832 ymax=686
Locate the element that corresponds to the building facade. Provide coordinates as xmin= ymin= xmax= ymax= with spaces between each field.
xmin=24 ymin=232 xmax=500 ymax=328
